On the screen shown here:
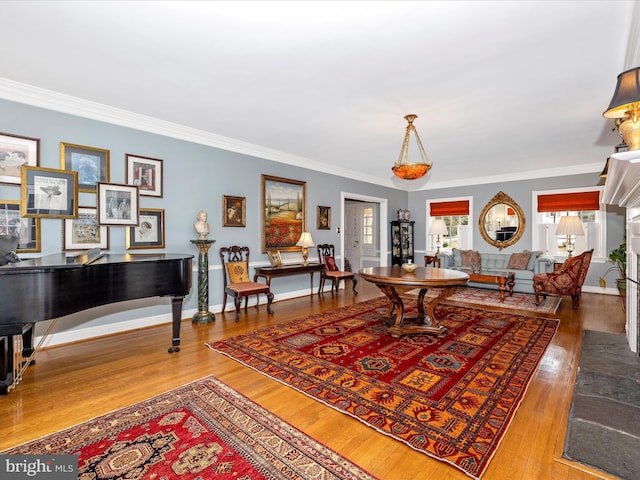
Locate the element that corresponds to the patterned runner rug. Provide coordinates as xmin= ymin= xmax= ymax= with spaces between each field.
xmin=208 ymin=298 xmax=559 ymax=479
xmin=1 ymin=376 xmax=378 ymax=480
xmin=414 ymin=286 xmax=562 ymax=314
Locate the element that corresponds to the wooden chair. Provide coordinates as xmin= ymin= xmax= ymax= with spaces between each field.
xmin=219 ymin=246 xmax=274 ymax=321
xmin=317 ymin=244 xmax=357 ymax=295
xmin=533 ymin=249 xmax=593 ymax=309
xmin=424 ymin=255 xmax=440 ymax=267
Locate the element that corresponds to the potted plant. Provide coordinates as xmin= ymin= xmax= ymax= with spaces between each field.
xmin=599 ymin=242 xmax=626 ymax=295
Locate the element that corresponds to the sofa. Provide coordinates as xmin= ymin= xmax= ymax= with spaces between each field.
xmin=438 ymin=248 xmax=556 ymax=294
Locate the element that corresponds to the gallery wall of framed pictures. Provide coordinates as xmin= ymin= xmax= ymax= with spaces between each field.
xmin=0 ymin=127 xmax=336 ymax=259
xmin=0 ymin=129 xmax=174 ymax=254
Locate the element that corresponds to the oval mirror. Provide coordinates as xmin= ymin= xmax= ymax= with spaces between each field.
xmin=478 ymin=191 xmax=525 ymax=250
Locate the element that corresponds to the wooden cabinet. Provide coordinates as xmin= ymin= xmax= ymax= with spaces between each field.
xmin=391 ymin=220 xmax=414 ymax=266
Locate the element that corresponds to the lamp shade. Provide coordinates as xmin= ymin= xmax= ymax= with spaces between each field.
xmin=428 ymin=218 xmax=448 ymax=236
xmin=604 ymin=67 xmax=640 ymax=118
xmin=295 ymin=232 xmax=315 ymax=247
xmin=555 ymin=216 xmax=584 ymax=236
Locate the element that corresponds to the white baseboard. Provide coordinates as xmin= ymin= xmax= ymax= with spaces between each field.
xmin=34 ymin=288 xmax=313 ymax=348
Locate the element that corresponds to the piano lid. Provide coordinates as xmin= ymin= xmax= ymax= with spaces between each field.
xmin=0 ymin=253 xmax=194 ymax=272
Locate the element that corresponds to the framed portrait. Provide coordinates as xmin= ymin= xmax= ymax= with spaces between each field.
xmin=267 ymin=250 xmax=282 ymax=267
xmin=0 ymin=132 xmax=39 ymax=185
xmin=63 ymin=206 xmax=108 ymax=251
xmin=0 ymin=200 xmax=40 ymax=252
xmin=21 ymin=166 xmax=78 ymax=218
xmin=126 ymin=208 xmax=165 ymax=249
xmin=60 ymin=142 xmax=109 ymax=193
xmin=261 ymin=174 xmax=306 ymax=253
xmin=223 ymin=195 xmax=246 ymax=227
xmin=96 ymin=182 xmax=139 ymax=226
xmin=317 ymin=205 xmax=331 ymax=230
xmin=126 ymin=154 xmax=163 ymax=197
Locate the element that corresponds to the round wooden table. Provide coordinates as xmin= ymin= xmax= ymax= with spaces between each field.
xmin=359 ymin=266 xmax=469 ymax=338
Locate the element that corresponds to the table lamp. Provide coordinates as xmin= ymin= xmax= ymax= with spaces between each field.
xmin=556 ymin=216 xmax=584 ymax=258
xmin=428 ymin=219 xmax=448 ymax=254
xmin=296 ymin=232 xmax=315 ymax=265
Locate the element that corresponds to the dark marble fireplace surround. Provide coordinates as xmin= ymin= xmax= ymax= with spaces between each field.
xmin=563 ymin=330 xmax=640 ymax=480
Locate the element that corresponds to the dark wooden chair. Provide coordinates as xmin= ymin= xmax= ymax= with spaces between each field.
xmin=219 ymin=246 xmax=274 ymax=321
xmin=424 ymin=255 xmax=440 ymax=267
xmin=533 ymin=249 xmax=593 ymax=309
xmin=317 ymin=244 xmax=357 ymax=295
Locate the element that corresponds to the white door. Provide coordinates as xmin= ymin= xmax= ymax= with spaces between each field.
xmin=345 ymin=201 xmax=379 ymax=270
xmin=345 ymin=203 xmax=360 ymax=270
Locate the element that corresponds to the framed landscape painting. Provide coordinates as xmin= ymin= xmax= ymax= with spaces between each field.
xmin=0 ymin=132 xmax=39 ymax=185
xmin=261 ymin=174 xmax=306 ymax=253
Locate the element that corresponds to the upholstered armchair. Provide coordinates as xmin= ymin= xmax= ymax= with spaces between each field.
xmin=317 ymin=244 xmax=358 ymax=295
xmin=533 ymin=249 xmax=593 ymax=309
xmin=219 ymin=246 xmax=274 ymax=321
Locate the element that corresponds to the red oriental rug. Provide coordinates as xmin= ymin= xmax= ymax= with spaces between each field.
xmin=208 ymin=298 xmax=559 ymax=479
xmin=1 ymin=376 xmax=378 ymax=480
xmin=417 ymin=286 xmax=562 ymax=314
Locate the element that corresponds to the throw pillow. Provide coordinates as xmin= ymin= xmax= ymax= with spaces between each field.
xmin=507 ymin=251 xmax=531 ymax=270
xmin=451 ymin=248 xmax=462 ymax=267
xmin=227 ymin=261 xmax=250 ymax=283
xmin=460 ymin=250 xmax=481 ymax=267
xmin=324 ymin=255 xmax=339 ymax=271
xmin=524 ymin=250 xmax=542 ymax=270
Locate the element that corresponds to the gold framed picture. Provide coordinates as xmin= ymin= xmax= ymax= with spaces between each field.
xmin=126 ymin=208 xmax=165 ymax=249
xmin=222 ymin=195 xmax=246 ymax=227
xmin=261 ymin=174 xmax=306 ymax=252
xmin=21 ymin=165 xmax=78 ymax=219
xmin=267 ymin=250 xmax=282 ymax=267
xmin=317 ymin=205 xmax=331 ymax=230
xmin=60 ymin=142 xmax=109 ymax=193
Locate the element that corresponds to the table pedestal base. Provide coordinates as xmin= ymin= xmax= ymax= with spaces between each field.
xmin=379 ymin=285 xmax=457 ymax=338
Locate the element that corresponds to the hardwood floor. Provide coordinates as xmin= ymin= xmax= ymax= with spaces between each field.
xmin=0 ymin=283 xmax=626 ymax=480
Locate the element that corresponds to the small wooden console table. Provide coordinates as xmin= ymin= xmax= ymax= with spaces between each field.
xmin=359 ymin=266 xmax=469 ymax=338
xmin=254 ymin=263 xmax=325 ymax=295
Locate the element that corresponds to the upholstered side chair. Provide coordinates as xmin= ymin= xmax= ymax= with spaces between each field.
xmin=533 ymin=249 xmax=593 ymax=309
xmin=219 ymin=246 xmax=274 ymax=321
xmin=317 ymin=244 xmax=358 ymax=295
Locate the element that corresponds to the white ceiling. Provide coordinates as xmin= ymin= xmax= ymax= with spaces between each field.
xmin=0 ymin=1 xmax=636 ymax=191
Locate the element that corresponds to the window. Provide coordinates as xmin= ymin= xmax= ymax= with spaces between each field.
xmin=532 ymin=187 xmax=604 ymax=259
xmin=426 ymin=197 xmax=473 ymax=251
xmin=363 ymin=207 xmax=374 ymax=246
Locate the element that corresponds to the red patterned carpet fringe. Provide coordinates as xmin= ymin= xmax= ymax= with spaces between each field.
xmin=2 ymin=376 xmax=378 ymax=480
xmin=208 ymin=298 xmax=559 ymax=479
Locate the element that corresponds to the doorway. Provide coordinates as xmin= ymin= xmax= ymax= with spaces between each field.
xmin=341 ymin=192 xmax=388 ymax=271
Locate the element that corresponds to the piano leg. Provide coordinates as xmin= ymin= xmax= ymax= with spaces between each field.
xmin=0 ymin=324 xmax=33 ymax=395
xmin=21 ymin=322 xmax=35 ymax=358
xmin=0 ymin=335 xmax=13 ymax=395
xmin=168 ymin=296 xmax=184 ymax=353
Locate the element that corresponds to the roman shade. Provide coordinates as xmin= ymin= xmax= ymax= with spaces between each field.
xmin=537 ymin=191 xmax=600 ymax=213
xmin=430 ymin=200 xmax=470 ymax=216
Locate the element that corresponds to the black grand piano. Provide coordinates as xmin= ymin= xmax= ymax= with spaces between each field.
xmin=0 ymin=252 xmax=193 ymax=394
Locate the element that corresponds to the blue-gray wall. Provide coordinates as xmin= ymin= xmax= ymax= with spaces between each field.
xmin=0 ymin=98 xmax=625 ymax=346
xmin=0 ymin=99 xmax=406 ymax=344
xmin=408 ymin=175 xmax=626 ymax=289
